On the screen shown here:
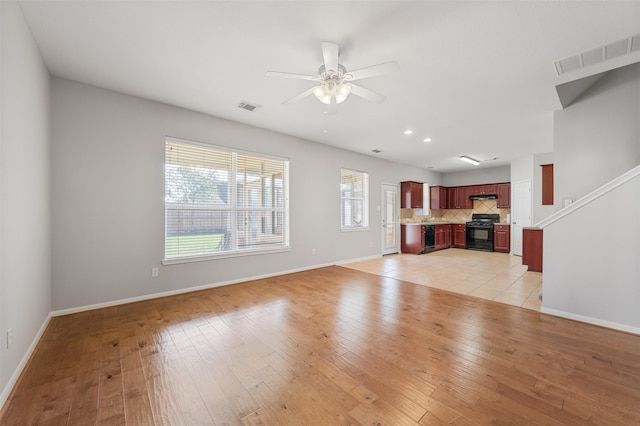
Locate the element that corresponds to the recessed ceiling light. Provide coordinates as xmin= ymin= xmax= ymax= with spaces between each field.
xmin=404 ymin=130 xmax=413 ymax=135
xmin=460 ymin=155 xmax=480 ymax=166
xmin=423 ymin=138 xmax=432 ymax=143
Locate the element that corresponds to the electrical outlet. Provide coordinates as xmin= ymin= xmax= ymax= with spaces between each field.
xmin=151 ymin=267 xmax=159 ymax=277
xmin=311 ymin=248 xmax=316 ymax=255
xmin=6 ymin=328 xmax=12 ymax=350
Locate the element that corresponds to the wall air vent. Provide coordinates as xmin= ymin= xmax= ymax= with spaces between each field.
xmin=237 ymin=101 xmax=262 ymax=112
xmin=554 ymin=33 xmax=640 ymax=76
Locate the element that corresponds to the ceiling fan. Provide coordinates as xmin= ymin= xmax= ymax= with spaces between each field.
xmin=266 ymin=42 xmax=399 ymax=114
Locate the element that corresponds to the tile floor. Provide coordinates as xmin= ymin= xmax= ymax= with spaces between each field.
xmin=342 ymin=248 xmax=542 ymax=311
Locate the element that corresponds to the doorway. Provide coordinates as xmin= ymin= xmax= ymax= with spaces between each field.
xmin=511 ymin=179 xmax=532 ymax=256
xmin=381 ymin=183 xmax=400 ymax=255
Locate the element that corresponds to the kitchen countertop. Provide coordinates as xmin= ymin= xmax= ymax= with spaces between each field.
xmin=401 ymin=221 xmax=465 ymax=225
xmin=401 ymin=221 xmax=511 ymax=225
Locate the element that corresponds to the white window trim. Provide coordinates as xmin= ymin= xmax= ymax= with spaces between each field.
xmin=340 ymin=168 xmax=369 ymax=232
xmin=164 ymin=137 xmax=290 ymax=263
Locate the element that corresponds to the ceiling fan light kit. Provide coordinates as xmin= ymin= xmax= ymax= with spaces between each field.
xmin=266 ymin=41 xmax=398 ymax=112
xmin=313 ymin=81 xmax=352 ymax=105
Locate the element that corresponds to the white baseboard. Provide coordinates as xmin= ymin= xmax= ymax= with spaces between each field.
xmin=540 ymin=307 xmax=640 ymax=336
xmin=0 ymin=253 xmax=377 ymax=411
xmin=0 ymin=313 xmax=53 ymax=410
xmin=52 ymin=257 xmax=378 ymax=317
xmin=335 ymin=254 xmax=381 ymax=265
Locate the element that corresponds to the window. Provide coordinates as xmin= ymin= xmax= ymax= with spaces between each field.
xmin=340 ymin=168 xmax=369 ymax=230
xmin=164 ymin=138 xmax=289 ymax=262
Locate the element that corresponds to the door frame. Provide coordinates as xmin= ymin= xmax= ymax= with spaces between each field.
xmin=381 ymin=183 xmax=400 ymax=255
xmin=511 ymin=179 xmax=532 ymax=256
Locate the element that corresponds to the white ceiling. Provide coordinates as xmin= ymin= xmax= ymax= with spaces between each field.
xmin=18 ymin=0 xmax=640 ymax=172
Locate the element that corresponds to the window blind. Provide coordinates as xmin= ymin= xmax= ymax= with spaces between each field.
xmin=340 ymin=168 xmax=369 ymax=230
xmin=165 ymin=138 xmax=289 ymax=261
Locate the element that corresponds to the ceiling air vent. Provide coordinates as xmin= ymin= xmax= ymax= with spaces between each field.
xmin=554 ymin=33 xmax=640 ymax=76
xmin=237 ymin=101 xmax=262 ymax=112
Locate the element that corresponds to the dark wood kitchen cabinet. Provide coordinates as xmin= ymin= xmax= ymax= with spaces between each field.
xmin=452 ymin=224 xmax=466 ymax=248
xmin=541 ymin=164 xmax=554 ymax=206
xmin=400 ymin=181 xmax=424 ymax=208
xmin=482 ymin=184 xmax=498 ymax=195
xmin=493 ymin=224 xmax=510 ymax=253
xmin=430 ymin=186 xmax=448 ymax=209
xmin=468 ymin=184 xmax=498 ymax=196
xmin=444 ymin=225 xmax=452 ymax=248
xmin=523 ymin=228 xmax=543 ymax=272
xmin=434 ymin=224 xmax=452 ymax=250
xmin=401 ymin=224 xmax=424 ymax=254
xmin=447 ymin=187 xmax=456 ymax=209
xmin=497 ymin=183 xmax=511 ymax=208
xmin=447 ymin=186 xmax=473 ymax=209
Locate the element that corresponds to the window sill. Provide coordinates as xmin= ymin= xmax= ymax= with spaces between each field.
xmin=162 ymin=247 xmax=291 ymax=265
xmin=341 ymin=226 xmax=369 ymax=232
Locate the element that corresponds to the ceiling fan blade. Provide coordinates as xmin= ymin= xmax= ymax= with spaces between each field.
xmin=350 ymin=84 xmax=387 ymax=104
xmin=321 ymin=42 xmax=339 ymax=73
xmin=266 ymin=71 xmax=320 ymax=81
xmin=282 ymin=86 xmax=317 ymax=104
xmin=347 ymin=61 xmax=399 ymax=81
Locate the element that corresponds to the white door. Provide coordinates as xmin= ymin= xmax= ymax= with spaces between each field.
xmin=511 ymin=179 xmax=532 ymax=256
xmin=381 ymin=183 xmax=400 ymax=255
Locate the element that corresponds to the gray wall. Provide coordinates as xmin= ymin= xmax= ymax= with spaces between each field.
xmin=510 ymin=153 xmax=557 ymax=226
xmin=510 ymin=155 xmax=533 ymax=185
xmin=0 ymin=0 xmax=52 ymax=399
xmin=441 ymin=165 xmax=510 ymax=187
xmin=554 ymin=63 xmax=640 ymax=204
xmin=532 ymin=152 xmax=554 ymax=224
xmin=542 ymin=62 xmax=640 ymax=332
xmin=51 ymin=78 xmax=439 ymax=311
xmin=543 ymin=173 xmax=640 ymax=333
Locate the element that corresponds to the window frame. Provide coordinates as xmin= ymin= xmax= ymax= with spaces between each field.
xmin=340 ymin=168 xmax=370 ymax=232
xmin=163 ymin=137 xmax=290 ymax=264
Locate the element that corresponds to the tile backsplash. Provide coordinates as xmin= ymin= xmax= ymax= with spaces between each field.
xmin=402 ymin=199 xmax=511 ymax=223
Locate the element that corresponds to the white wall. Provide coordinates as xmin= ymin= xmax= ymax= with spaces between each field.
xmin=51 ymin=78 xmax=439 ymax=311
xmin=542 ymin=62 xmax=640 ymax=333
xmin=511 ymin=154 xmax=556 ymax=226
xmin=554 ymin=63 xmax=640 ymax=204
xmin=0 ymin=0 xmax=52 ymax=401
xmin=542 ymin=173 xmax=640 ymax=333
xmin=532 ymin=152 xmax=554 ymax=224
xmin=510 ymin=155 xmax=533 ymax=184
xmin=441 ymin=165 xmax=510 ymax=187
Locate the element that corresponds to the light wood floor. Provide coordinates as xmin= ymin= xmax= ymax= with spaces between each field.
xmin=342 ymin=249 xmax=542 ymax=311
xmin=2 ymin=266 xmax=640 ymax=425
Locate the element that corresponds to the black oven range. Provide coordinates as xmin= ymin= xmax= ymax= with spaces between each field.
xmin=466 ymin=213 xmax=500 ymax=252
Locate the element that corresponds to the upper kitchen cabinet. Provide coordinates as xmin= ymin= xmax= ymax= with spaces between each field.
xmin=401 ymin=181 xmax=424 ymax=208
xmin=470 ymin=184 xmax=498 ymax=196
xmin=430 ymin=185 xmax=448 ymax=209
xmin=447 ymin=186 xmax=473 ymax=209
xmin=497 ymin=183 xmax=511 ymax=208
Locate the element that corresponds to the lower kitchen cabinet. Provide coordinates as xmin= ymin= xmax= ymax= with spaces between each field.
xmin=494 ymin=224 xmax=510 ymax=253
xmin=523 ymin=228 xmax=543 ymax=272
xmin=401 ymin=225 xmax=424 ymax=254
xmin=434 ymin=224 xmax=452 ymax=250
xmin=452 ymin=224 xmax=466 ymax=248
